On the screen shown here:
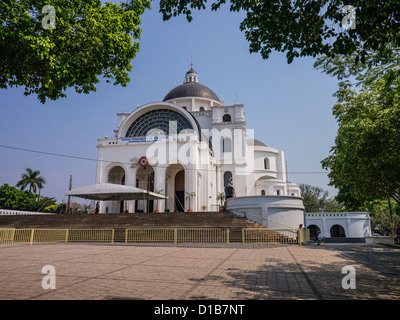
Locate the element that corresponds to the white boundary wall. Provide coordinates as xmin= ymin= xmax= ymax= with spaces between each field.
xmin=0 ymin=209 xmax=55 ymax=215
xmin=305 ymin=212 xmax=371 ymax=238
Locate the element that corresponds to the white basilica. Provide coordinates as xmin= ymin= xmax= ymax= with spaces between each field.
xmin=95 ymin=68 xmax=301 ymax=214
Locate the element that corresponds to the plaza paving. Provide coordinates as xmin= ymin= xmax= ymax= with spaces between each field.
xmin=0 ymin=242 xmax=399 ymax=300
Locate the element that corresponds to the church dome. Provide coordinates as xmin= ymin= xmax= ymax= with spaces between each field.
xmin=163 ymin=68 xmax=221 ymax=102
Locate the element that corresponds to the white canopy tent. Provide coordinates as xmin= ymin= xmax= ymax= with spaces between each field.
xmin=65 ymin=183 xmax=167 ymax=201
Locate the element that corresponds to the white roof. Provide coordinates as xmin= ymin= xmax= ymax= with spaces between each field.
xmin=65 ymin=183 xmax=167 ymax=201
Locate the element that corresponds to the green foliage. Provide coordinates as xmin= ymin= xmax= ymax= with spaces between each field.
xmin=314 ymin=50 xmax=400 ymax=88
xmin=0 ymin=183 xmax=56 ymax=211
xmin=44 ymin=204 xmax=59 ymax=212
xmin=0 ymin=183 xmax=37 ymax=210
xmin=185 ymin=191 xmax=195 ymax=210
xmin=321 ymin=65 xmax=400 ymax=208
xmin=216 ymin=192 xmax=225 ymax=206
xmin=0 ymin=0 xmax=151 ymax=103
xmin=185 ymin=191 xmax=195 ymax=199
xmin=159 ymin=0 xmax=400 ymax=64
xmin=364 ymin=199 xmax=400 ymax=234
xmin=299 ymin=183 xmax=343 ymax=212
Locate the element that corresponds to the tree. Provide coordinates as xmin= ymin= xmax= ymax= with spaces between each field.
xmin=216 ymin=192 xmax=225 ymax=207
xmin=16 ymin=168 xmax=46 ymax=195
xmin=0 ymin=0 xmax=151 ymax=103
xmin=154 ymin=189 xmax=164 ymax=212
xmin=159 ymin=0 xmax=400 ymax=64
xmin=0 ymin=183 xmax=37 ymax=210
xmin=0 ymin=183 xmax=56 ymax=211
xmin=185 ymin=191 xmax=195 ymax=211
xmin=314 ymin=50 xmax=400 ymax=82
xmin=320 ymin=68 xmax=400 ymax=209
xmin=364 ymin=199 xmax=400 ymax=235
xmin=299 ymin=183 xmax=342 ymax=212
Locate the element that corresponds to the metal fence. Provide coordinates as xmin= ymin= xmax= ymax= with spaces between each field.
xmin=0 ymin=228 xmax=115 ymax=245
xmin=0 ymin=228 xmax=33 ymax=245
xmin=1 ymin=227 xmax=310 ymax=246
xmin=125 ymin=228 xmax=230 ymax=244
xmin=242 ymin=228 xmax=310 ymax=244
xmin=0 ymin=228 xmax=16 ymax=243
xmin=243 ymin=228 xmax=297 ymax=243
xmin=177 ymin=228 xmax=229 ymax=243
xmin=298 ymin=228 xmax=310 ymax=244
xmin=67 ymin=229 xmax=114 ymax=243
xmin=125 ymin=228 xmax=176 ymax=243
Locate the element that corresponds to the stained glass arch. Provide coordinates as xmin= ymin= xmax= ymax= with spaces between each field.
xmin=125 ymin=108 xmax=194 ymax=138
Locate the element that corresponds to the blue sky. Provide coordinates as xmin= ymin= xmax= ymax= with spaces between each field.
xmin=0 ymin=3 xmax=340 ymax=205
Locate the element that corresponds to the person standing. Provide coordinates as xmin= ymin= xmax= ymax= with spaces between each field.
xmin=317 ymin=231 xmax=324 ymax=245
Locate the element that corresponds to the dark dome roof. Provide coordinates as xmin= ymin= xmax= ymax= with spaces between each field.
xmin=163 ymin=81 xmax=220 ymax=102
xmin=186 ymin=68 xmax=197 ymax=75
xmin=253 ymin=139 xmax=268 ymax=147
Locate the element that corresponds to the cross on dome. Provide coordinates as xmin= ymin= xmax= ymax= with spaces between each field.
xmin=185 ymin=65 xmax=199 ymax=83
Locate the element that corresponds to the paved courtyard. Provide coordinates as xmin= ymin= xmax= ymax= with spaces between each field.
xmin=0 ymin=242 xmax=399 ymax=300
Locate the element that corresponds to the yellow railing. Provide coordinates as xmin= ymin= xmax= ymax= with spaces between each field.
xmin=1 ymin=227 xmax=310 ymax=246
xmin=125 ymin=228 xmax=176 ymax=243
xmin=298 ymin=228 xmax=310 ymax=245
xmin=177 ymin=228 xmax=229 ymax=243
xmin=125 ymin=228 xmax=230 ymax=244
xmin=0 ymin=228 xmax=115 ymax=245
xmin=242 ymin=228 xmax=299 ymax=243
xmin=68 ymin=229 xmax=114 ymax=243
xmin=0 ymin=228 xmax=16 ymax=242
xmin=33 ymin=229 xmax=69 ymax=244
xmin=0 ymin=229 xmax=34 ymax=245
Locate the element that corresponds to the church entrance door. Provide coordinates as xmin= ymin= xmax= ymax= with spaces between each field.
xmin=108 ymin=165 xmax=126 ymax=213
xmin=136 ymin=166 xmax=154 ymax=212
xmin=174 ymin=170 xmax=185 ymax=212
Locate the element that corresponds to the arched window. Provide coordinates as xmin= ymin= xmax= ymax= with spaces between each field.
xmin=224 ymin=171 xmax=233 ymax=188
xmin=199 ymin=107 xmax=205 ymax=111
xmin=264 ymin=158 xmax=270 ymax=170
xmin=223 ymin=114 xmax=231 ymax=122
xmin=125 ymin=109 xmax=193 ymax=137
xmin=223 ymin=138 xmax=231 ymax=152
xmin=108 ymin=165 xmax=126 ymax=213
xmin=108 ymin=166 xmax=126 ymax=185
xmin=261 ymin=190 xmax=266 ymax=195
xmin=330 ymin=224 xmax=346 ymax=237
xmin=308 ymin=225 xmax=321 ymax=239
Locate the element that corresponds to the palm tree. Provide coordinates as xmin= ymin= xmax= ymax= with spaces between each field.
xmin=154 ymin=189 xmax=164 ymax=213
xmin=217 ymin=192 xmax=225 ymax=207
xmin=185 ymin=191 xmax=196 ymax=212
xmin=16 ymin=168 xmax=46 ymax=195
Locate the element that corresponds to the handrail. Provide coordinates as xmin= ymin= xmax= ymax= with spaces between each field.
xmin=1 ymin=227 xmax=310 ymax=246
xmin=125 ymin=227 xmax=230 ymax=244
xmin=0 ymin=228 xmax=115 ymax=245
xmin=230 ymin=209 xmax=298 ymax=231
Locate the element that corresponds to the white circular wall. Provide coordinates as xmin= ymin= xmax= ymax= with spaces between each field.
xmin=226 ymin=195 xmax=305 ymax=230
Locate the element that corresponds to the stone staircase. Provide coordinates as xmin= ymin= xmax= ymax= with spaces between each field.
xmin=242 ymin=227 xmax=297 ymax=243
xmin=0 ymin=211 xmax=267 ymax=243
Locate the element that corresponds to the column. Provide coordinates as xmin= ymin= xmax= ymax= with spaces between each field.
xmin=154 ymin=166 xmax=166 ymax=212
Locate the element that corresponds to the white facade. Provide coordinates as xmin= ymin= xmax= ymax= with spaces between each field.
xmin=304 ymin=212 xmax=372 ymax=240
xmin=95 ymin=68 xmax=301 ymax=213
xmin=227 ymin=196 xmax=305 ymax=230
